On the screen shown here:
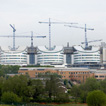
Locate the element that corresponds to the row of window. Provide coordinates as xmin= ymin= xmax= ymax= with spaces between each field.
xmin=74 ymin=60 xmax=100 ymax=62
xmin=38 ymin=60 xmax=63 ymax=62
xmin=95 ymin=75 xmax=106 ymax=78
xmin=0 ymin=60 xmax=27 ymax=62
xmin=60 ymin=72 xmax=89 ymax=74
xmin=1 ymin=55 xmax=27 ymax=57
xmin=74 ymin=57 xmax=100 ymax=59
xmin=74 ymin=54 xmax=100 ymax=56
xmin=70 ymin=75 xmax=88 ymax=78
xmin=38 ymin=57 xmax=63 ymax=59
xmin=37 ymin=55 xmax=63 ymax=57
xmin=1 ymin=58 xmax=27 ymax=59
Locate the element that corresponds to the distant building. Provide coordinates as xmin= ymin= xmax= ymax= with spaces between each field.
xmin=27 ymin=46 xmax=37 ymax=65
xmin=94 ymin=70 xmax=106 ymax=80
xmin=100 ymin=42 xmax=106 ymax=65
xmin=0 ymin=44 xmax=104 ymax=68
xmin=63 ymin=42 xmax=75 ymax=65
xmin=18 ymin=67 xmax=94 ymax=83
xmin=73 ymin=45 xmax=100 ymax=65
xmin=37 ymin=46 xmax=64 ymax=66
xmin=0 ymin=46 xmax=27 ymax=66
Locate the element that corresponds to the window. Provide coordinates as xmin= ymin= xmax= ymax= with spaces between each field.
xmin=100 ymin=76 xmax=104 ymax=78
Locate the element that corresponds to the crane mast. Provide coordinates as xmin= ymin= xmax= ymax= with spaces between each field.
xmin=49 ymin=18 xmax=51 ymax=50
xmin=39 ymin=18 xmax=77 ymax=50
xmin=85 ymin=24 xmax=88 ymax=48
xmin=10 ymin=24 xmax=16 ymax=51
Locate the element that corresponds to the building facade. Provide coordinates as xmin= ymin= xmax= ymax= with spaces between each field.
xmin=37 ymin=46 xmax=64 ymax=65
xmin=18 ymin=67 xmax=94 ymax=83
xmin=73 ymin=45 xmax=100 ymax=65
xmin=0 ymin=45 xmax=103 ymax=67
xmin=0 ymin=46 xmax=28 ymax=66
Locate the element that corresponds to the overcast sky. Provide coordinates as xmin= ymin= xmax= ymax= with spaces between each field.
xmin=0 ymin=0 xmax=106 ymax=48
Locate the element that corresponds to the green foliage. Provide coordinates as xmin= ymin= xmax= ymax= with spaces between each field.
xmin=64 ymin=79 xmax=68 ymax=85
xmin=83 ymin=78 xmax=100 ymax=91
xmin=1 ymin=75 xmax=31 ymax=103
xmin=0 ymin=70 xmax=5 ymax=77
xmin=55 ymin=93 xmax=70 ymax=103
xmin=70 ymin=78 xmax=100 ymax=103
xmin=0 ymin=77 xmax=5 ymax=100
xmin=1 ymin=92 xmax=21 ymax=104
xmin=100 ymin=79 xmax=106 ymax=93
xmin=2 ymin=75 xmax=28 ymax=97
xmin=79 ymin=78 xmax=100 ymax=103
xmin=0 ymin=65 xmax=20 ymax=77
xmin=71 ymin=85 xmax=81 ymax=103
xmin=87 ymin=90 xmax=106 ymax=106
xmin=31 ymin=79 xmax=44 ymax=100
xmin=45 ymin=74 xmax=66 ymax=102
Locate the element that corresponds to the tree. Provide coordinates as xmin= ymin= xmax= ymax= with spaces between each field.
xmin=45 ymin=74 xmax=66 ymax=100
xmin=81 ymin=78 xmax=99 ymax=92
xmin=0 ymin=65 xmax=20 ymax=75
xmin=87 ymin=90 xmax=106 ymax=106
xmin=31 ymin=79 xmax=44 ymax=100
xmin=0 ymin=77 xmax=5 ymax=100
xmin=1 ymin=92 xmax=21 ymax=104
xmin=0 ymin=70 xmax=5 ymax=77
xmin=2 ymin=75 xmax=28 ymax=96
xmin=70 ymin=85 xmax=81 ymax=103
xmin=100 ymin=79 xmax=106 ymax=94
xmin=45 ymin=75 xmax=59 ymax=99
xmin=80 ymin=78 xmax=100 ymax=103
xmin=56 ymin=93 xmax=70 ymax=103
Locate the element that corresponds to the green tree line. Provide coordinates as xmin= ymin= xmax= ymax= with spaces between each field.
xmin=70 ymin=78 xmax=106 ymax=104
xmin=0 ymin=65 xmax=20 ymax=77
xmin=0 ymin=74 xmax=69 ymax=104
xmin=1 ymin=65 xmax=106 ymax=105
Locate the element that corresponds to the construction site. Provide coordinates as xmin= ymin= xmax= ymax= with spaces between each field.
xmin=0 ymin=19 xmax=105 ymax=70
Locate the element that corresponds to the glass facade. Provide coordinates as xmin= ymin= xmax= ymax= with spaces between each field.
xmin=66 ymin=54 xmax=71 ymax=64
xmin=29 ymin=54 xmax=35 ymax=65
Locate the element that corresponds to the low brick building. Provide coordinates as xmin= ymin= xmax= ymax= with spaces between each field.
xmin=18 ymin=67 xmax=94 ymax=83
xmin=70 ymin=71 xmax=94 ymax=83
xmin=94 ymin=70 xmax=106 ymax=80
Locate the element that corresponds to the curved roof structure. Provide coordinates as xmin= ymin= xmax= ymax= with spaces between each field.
xmin=0 ymin=46 xmax=27 ymax=53
xmin=74 ymin=45 xmax=100 ymax=53
xmin=37 ymin=46 xmax=63 ymax=53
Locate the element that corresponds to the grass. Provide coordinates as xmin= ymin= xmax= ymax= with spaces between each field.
xmin=0 ymin=103 xmax=88 ymax=106
xmin=50 ymin=104 xmax=87 ymax=106
xmin=0 ymin=104 xmax=14 ymax=106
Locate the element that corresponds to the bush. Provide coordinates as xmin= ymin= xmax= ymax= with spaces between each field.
xmin=1 ymin=92 xmax=21 ymax=104
xmin=87 ymin=90 xmax=106 ymax=106
xmin=55 ymin=93 xmax=70 ymax=103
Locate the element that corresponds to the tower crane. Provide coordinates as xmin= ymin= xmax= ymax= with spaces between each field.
xmin=65 ymin=24 xmax=95 ymax=49
xmin=39 ymin=18 xmax=78 ymax=50
xmin=0 ymin=25 xmax=46 ymax=51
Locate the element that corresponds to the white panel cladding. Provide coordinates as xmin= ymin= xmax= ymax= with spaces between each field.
xmin=0 ymin=47 xmax=27 ymax=66
xmin=37 ymin=46 xmax=64 ymax=65
xmin=73 ymin=46 xmax=100 ymax=64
